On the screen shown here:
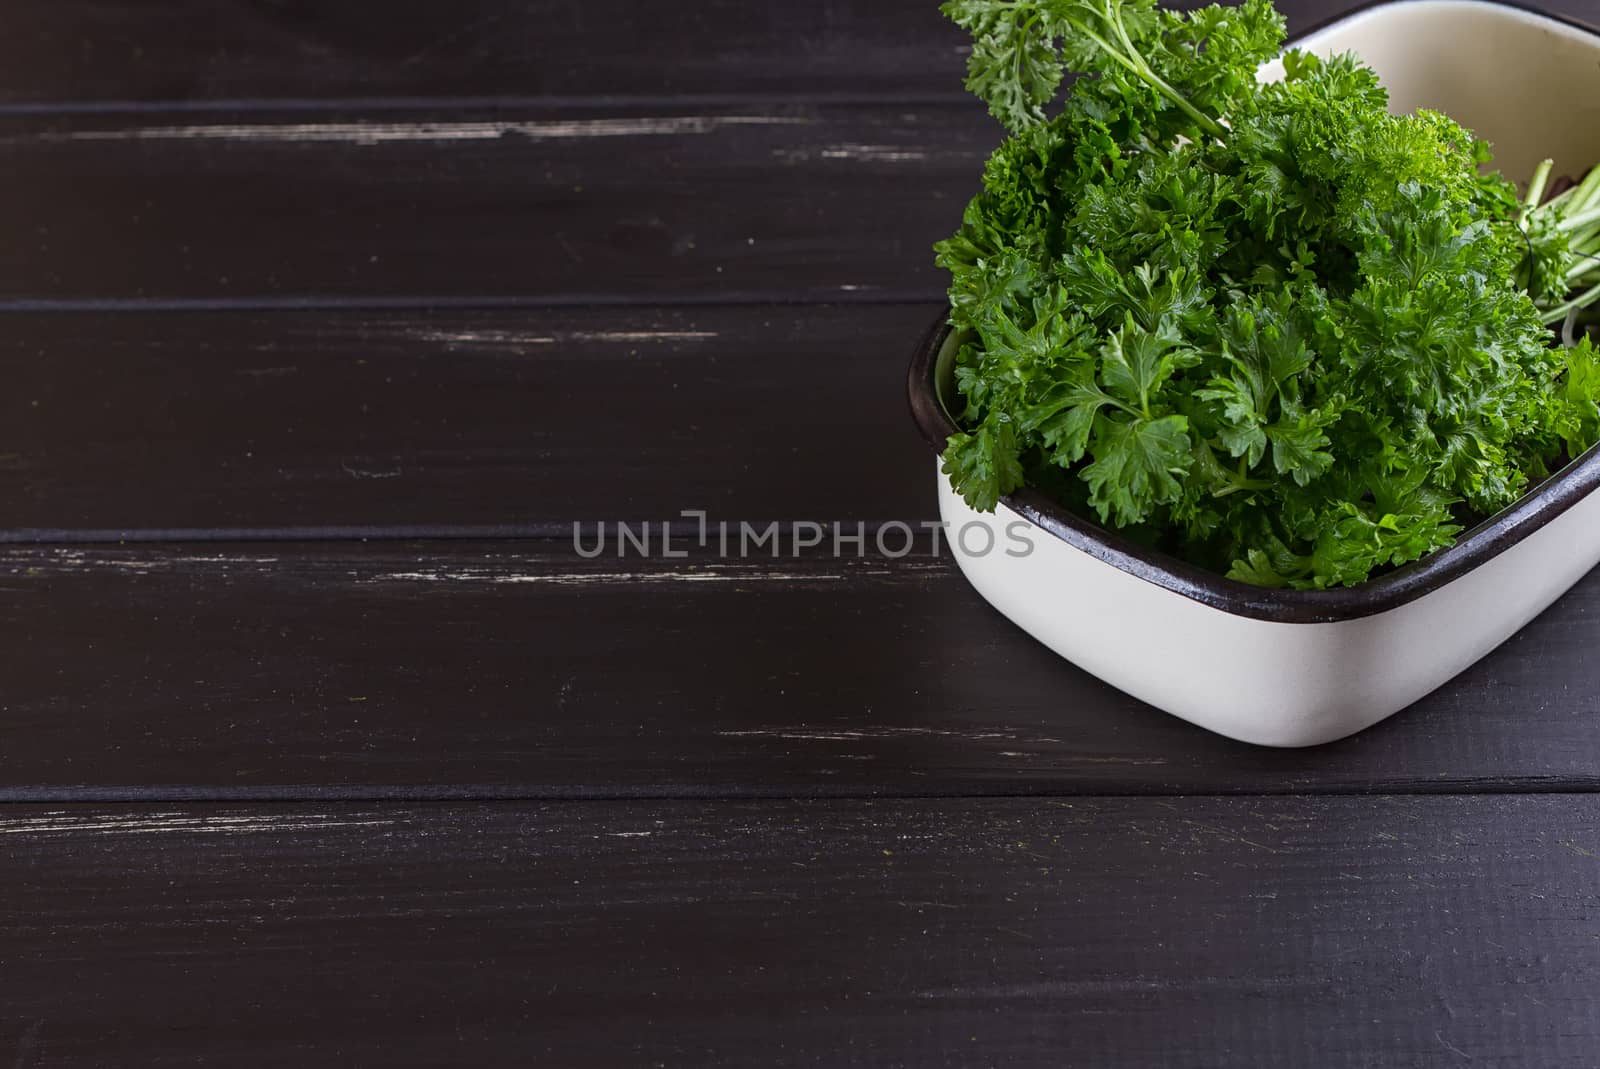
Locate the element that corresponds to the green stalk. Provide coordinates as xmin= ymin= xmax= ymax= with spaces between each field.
xmin=1542 ymin=183 xmax=1580 ymax=214
xmin=1563 ymin=163 xmax=1600 ymax=219
xmin=1528 ymin=163 xmax=1600 ymax=289
xmin=1565 ymin=236 xmax=1600 ymax=283
xmin=1063 ymin=6 xmax=1226 ymax=141
xmin=1539 ymin=277 xmax=1600 ymax=325
xmin=1522 ymin=158 xmax=1554 ymax=220
xmin=1559 ymin=204 xmax=1600 ymax=233
xmin=1106 ymin=5 xmax=1225 ymax=139
xmin=1134 ymin=59 xmax=1227 ymax=140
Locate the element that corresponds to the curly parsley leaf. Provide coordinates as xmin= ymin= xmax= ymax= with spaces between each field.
xmin=1080 ymin=412 xmax=1193 ymax=525
xmin=943 ymin=1 xmax=1069 ymax=133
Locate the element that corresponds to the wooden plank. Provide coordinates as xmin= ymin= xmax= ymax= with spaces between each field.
xmin=0 ymin=103 xmax=985 ymax=304
xmin=0 ymin=542 xmax=1596 ymax=795
xmin=0 ymin=796 xmax=1596 ymax=1065
xmin=0 ymin=304 xmax=938 ymax=532
xmin=0 ymin=0 xmax=1401 ymax=108
xmin=0 ymin=0 xmax=971 ymax=106
xmin=5 ymin=4 xmax=1593 ymax=304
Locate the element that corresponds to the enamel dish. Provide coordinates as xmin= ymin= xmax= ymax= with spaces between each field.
xmin=908 ymin=0 xmax=1600 ymax=746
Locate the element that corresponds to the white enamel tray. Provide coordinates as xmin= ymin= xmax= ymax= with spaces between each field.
xmin=909 ymin=0 xmax=1600 ymax=746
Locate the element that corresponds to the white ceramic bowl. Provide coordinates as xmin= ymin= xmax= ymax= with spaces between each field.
xmin=910 ymin=0 xmax=1600 ymax=747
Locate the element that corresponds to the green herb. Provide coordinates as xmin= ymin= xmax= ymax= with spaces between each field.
xmin=936 ymin=0 xmax=1600 ymax=587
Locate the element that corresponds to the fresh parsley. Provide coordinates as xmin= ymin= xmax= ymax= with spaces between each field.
xmin=937 ymin=0 xmax=1600 ymax=588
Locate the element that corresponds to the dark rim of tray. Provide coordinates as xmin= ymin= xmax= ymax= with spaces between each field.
xmin=908 ymin=1 xmax=1600 ymax=624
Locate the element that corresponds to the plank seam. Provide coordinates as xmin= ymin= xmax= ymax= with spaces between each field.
xmin=0 ymin=92 xmax=980 ymax=117
xmin=0 ymin=782 xmax=1594 ymax=803
xmin=0 ymin=521 xmax=943 ymax=545
xmin=0 ymin=293 xmax=949 ymax=314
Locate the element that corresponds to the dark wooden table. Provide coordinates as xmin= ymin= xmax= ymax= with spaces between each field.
xmin=3 ymin=1 xmax=1599 ymax=1064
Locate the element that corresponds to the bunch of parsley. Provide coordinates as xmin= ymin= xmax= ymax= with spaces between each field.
xmin=936 ymin=0 xmax=1600 ymax=587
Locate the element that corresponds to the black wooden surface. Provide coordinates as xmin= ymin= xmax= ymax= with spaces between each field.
xmin=4 ymin=798 xmax=1600 ymax=1067
xmin=0 ymin=305 xmax=936 ymax=530
xmin=2 ymin=542 xmax=1599 ymax=797
xmin=0 ymin=104 xmax=988 ymax=303
xmin=0 ymin=0 xmax=1375 ymax=106
xmin=6 ymin=0 xmax=1600 ymax=1063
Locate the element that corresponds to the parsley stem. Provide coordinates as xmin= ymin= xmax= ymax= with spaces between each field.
xmin=1065 ymin=15 xmax=1227 ymax=141
xmin=1134 ymin=61 xmax=1227 ymax=140
xmin=1541 ymin=184 xmax=1578 ymax=214
xmin=1562 ymin=163 xmax=1600 ymax=220
xmin=1540 ymin=277 xmax=1600 ymax=325
xmin=1104 ymin=4 xmax=1223 ymax=139
xmin=1522 ymin=158 xmax=1553 ymax=220
xmin=1559 ymin=205 xmax=1600 ymax=233
xmin=1564 ymin=234 xmax=1600 ymax=282
xmin=1015 ymin=13 xmax=1040 ymax=112
xmin=1213 ymin=466 xmax=1272 ymax=496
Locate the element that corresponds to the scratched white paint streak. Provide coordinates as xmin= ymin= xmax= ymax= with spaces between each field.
xmin=417 ymin=329 xmax=719 ymax=346
xmin=15 ymin=549 xmax=160 ymax=573
xmin=0 ymin=812 xmax=397 ymax=836
xmin=772 ymin=144 xmax=929 ymax=164
xmin=368 ymin=570 xmax=843 ymax=585
xmin=0 ymin=553 xmax=936 ymax=583
xmin=818 ymin=143 xmax=929 ymax=162
xmin=54 ymin=116 xmax=810 ymax=146
xmin=3 ymin=550 xmax=281 ymax=574
xmin=719 ymin=727 xmax=1041 ymax=742
xmin=715 ymin=727 xmax=1171 ymax=760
